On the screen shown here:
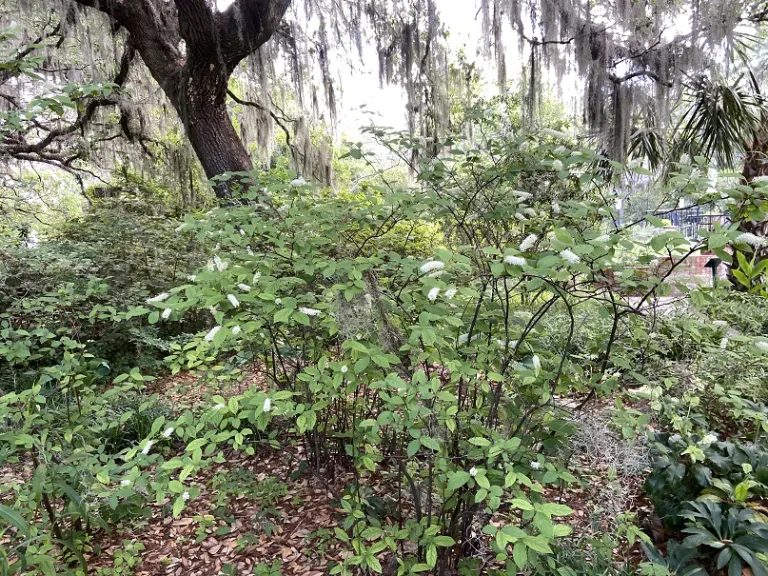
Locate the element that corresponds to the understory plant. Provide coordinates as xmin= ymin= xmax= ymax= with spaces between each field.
xmin=2 ymin=126 xmax=768 ymax=575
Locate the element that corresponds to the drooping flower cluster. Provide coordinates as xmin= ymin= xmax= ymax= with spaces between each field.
xmin=204 ymin=326 xmax=221 ymax=342
xmin=299 ymin=307 xmax=321 ymax=316
xmin=504 ymin=255 xmax=526 ymax=266
xmin=519 ymin=234 xmax=538 ymax=252
xmin=237 ymin=283 xmax=251 ymax=292
xmin=735 ymin=232 xmax=766 ymax=248
xmin=427 ymin=287 xmax=440 ymax=302
xmin=146 ymin=292 xmax=170 ymax=304
xmin=444 ymin=288 xmax=457 ymax=299
xmin=419 ymin=260 xmax=445 ymax=274
xmin=560 ymin=249 xmax=581 ymax=265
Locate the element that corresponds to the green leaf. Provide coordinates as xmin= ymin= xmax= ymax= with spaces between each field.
xmin=540 ymin=503 xmax=573 ymax=517
xmin=172 ymin=495 xmax=185 ymax=517
xmin=407 ymin=439 xmax=421 ymax=457
xmin=447 ymin=471 xmax=471 ymax=491
xmin=522 ymin=535 xmax=553 ymax=554
xmin=468 ymin=437 xmax=491 ymax=447
xmin=0 ymin=504 xmax=29 ymax=537
xmin=513 ymin=541 xmax=527 ymax=570
xmin=426 ymin=544 xmax=437 ymax=568
xmin=511 ymin=498 xmax=534 ymax=511
xmin=420 ymin=436 xmax=440 ymax=451
xmin=433 ymin=536 xmax=455 ymax=547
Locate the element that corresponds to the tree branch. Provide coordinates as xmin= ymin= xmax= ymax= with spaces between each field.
xmin=217 ymin=0 xmax=292 ymax=71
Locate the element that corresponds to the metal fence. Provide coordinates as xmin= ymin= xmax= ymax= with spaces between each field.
xmin=655 ymin=204 xmax=728 ymax=239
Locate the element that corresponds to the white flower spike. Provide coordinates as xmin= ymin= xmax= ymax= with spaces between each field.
xmin=227 ymin=294 xmax=240 ymax=308
xmin=420 ymin=260 xmax=445 ymax=274
xmin=519 ymin=234 xmax=538 ymax=252
xmin=204 ymin=326 xmax=221 ymax=342
xmin=427 ymin=287 xmax=440 ymax=301
xmin=560 ymin=249 xmax=580 ymax=265
xmin=469 ymin=466 xmax=478 ymax=477
xmin=146 ymin=292 xmax=170 ymax=304
xmin=504 ymin=255 xmax=526 ymax=266
xmin=299 ymin=307 xmax=321 ymax=316
xmin=263 ymin=398 xmax=272 ymax=412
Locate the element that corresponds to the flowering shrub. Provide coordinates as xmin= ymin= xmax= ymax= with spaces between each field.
xmin=3 ymin=126 xmax=768 ymax=574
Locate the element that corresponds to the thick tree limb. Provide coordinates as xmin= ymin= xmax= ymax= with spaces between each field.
xmin=217 ymin=0 xmax=292 ymax=71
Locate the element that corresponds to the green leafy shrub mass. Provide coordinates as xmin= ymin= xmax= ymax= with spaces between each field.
xmin=2 ymin=125 xmax=768 ymax=576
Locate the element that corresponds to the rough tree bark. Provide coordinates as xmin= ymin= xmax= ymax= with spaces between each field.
xmin=72 ymin=0 xmax=291 ymax=198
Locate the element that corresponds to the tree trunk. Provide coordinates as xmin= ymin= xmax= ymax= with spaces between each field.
xmin=171 ymin=62 xmax=254 ymax=198
xmin=72 ymin=0 xmax=292 ymax=199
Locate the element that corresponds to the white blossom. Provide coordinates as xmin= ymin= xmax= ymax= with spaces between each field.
xmin=212 ymin=255 xmax=228 ymax=272
xmin=232 ymin=325 xmax=242 ymax=335
xmin=712 ymin=320 xmax=728 ymax=328
xmin=204 ymin=326 xmax=221 ymax=342
xmin=142 ymin=440 xmax=153 ymax=455
xmin=720 ymin=337 xmax=729 ymax=350
xmin=519 ymin=234 xmax=538 ymax=252
xmin=213 ymin=403 xmax=225 ymax=411
xmin=299 ymin=307 xmax=322 ymax=316
xmin=182 ymin=491 xmax=190 ymax=501
xmin=551 ymin=201 xmax=561 ymax=214
xmin=756 ymin=341 xmax=768 ymax=352
xmin=532 ymin=355 xmax=541 ymax=372
xmin=445 ymin=288 xmax=457 ymax=299
xmin=554 ymin=145 xmax=567 ymax=156
xmin=341 ymin=365 xmax=349 ymax=374
xmin=541 ymin=128 xmax=568 ymax=139
xmin=227 ymin=294 xmax=240 ymax=308
xmin=263 ymin=398 xmax=272 ymax=412
xmin=469 ymin=466 xmax=478 ymax=477
xmin=161 ymin=308 xmax=172 ymax=320
xmin=253 ymin=272 xmax=262 ymax=283
xmin=427 ymin=287 xmax=440 ymax=301
xmin=274 ymin=298 xmax=282 ymax=305
xmin=420 ymin=260 xmax=445 ymax=274
xmin=238 ymin=283 xmax=251 ymax=292
xmin=552 ymin=159 xmax=564 ymax=172
xmin=162 ymin=427 xmax=174 ymax=438
xmin=593 ymin=234 xmax=611 ymax=243
xmin=735 ymin=232 xmax=766 ymax=248
xmin=146 ymin=292 xmax=170 ymax=304
xmin=530 ymin=461 xmax=542 ymax=470
xmin=187 ymin=275 xmax=196 ymax=282
xmin=560 ymin=249 xmax=581 ymax=265
xmin=504 ymin=255 xmax=527 ymax=266
xmin=120 ymin=479 xmax=131 ymax=486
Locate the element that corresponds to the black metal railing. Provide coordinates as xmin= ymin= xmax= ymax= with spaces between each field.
xmin=654 ymin=205 xmax=728 ymax=239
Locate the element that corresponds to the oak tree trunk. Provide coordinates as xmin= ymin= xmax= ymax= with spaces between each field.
xmin=73 ymin=0 xmax=291 ymax=199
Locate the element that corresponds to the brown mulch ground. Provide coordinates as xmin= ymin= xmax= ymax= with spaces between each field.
xmin=89 ymin=449 xmax=348 ymax=576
